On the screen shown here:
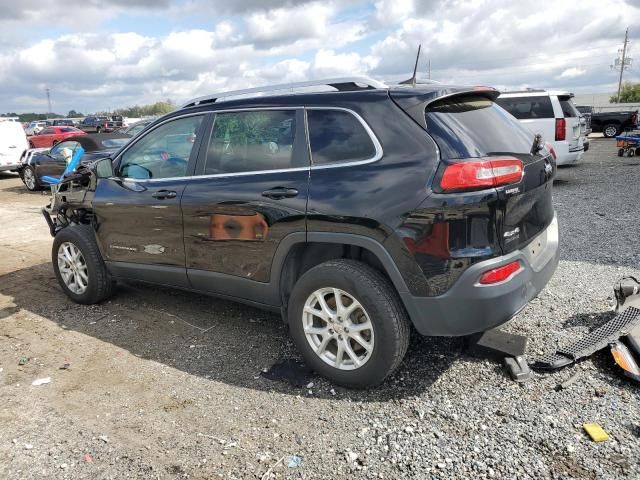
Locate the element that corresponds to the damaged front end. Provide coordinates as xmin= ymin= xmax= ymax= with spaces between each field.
xmin=41 ymin=159 xmax=103 ymax=237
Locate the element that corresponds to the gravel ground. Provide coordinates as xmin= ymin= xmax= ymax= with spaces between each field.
xmin=0 ymin=138 xmax=639 ymax=479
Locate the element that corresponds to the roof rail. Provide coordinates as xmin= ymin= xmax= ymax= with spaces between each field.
xmin=181 ymin=76 xmax=388 ymax=108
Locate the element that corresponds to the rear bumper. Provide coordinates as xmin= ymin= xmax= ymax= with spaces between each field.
xmin=401 ymin=215 xmax=559 ymax=336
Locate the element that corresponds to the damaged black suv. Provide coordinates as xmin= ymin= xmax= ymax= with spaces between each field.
xmin=45 ymin=77 xmax=559 ymax=387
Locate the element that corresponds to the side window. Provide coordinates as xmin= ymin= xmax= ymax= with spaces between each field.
xmin=496 ymin=97 xmax=554 ymax=120
xmin=41 ymin=128 xmax=55 ymax=135
xmin=204 ymin=110 xmax=297 ymax=174
xmin=559 ymin=99 xmax=579 ymax=118
xmin=118 ymin=115 xmax=203 ymax=180
xmin=307 ymin=110 xmax=376 ymax=165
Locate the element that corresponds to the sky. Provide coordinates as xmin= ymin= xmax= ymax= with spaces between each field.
xmin=0 ymin=0 xmax=639 ymax=114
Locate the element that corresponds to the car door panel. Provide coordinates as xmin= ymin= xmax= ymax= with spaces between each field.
xmin=92 ymin=113 xmax=210 ymax=288
xmin=181 ymin=109 xmax=309 ymax=302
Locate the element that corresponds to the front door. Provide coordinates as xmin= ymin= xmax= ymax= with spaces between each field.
xmin=93 ymin=114 xmax=208 ymax=287
xmin=181 ymin=109 xmax=309 ymax=305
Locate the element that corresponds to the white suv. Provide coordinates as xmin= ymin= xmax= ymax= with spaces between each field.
xmin=0 ymin=120 xmax=29 ymax=172
xmin=496 ymin=90 xmax=586 ymax=166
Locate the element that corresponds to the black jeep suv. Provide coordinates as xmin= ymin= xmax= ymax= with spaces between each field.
xmin=46 ymin=77 xmax=559 ymax=387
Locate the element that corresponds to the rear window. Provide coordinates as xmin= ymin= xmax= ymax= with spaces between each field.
xmin=307 ymin=110 xmax=377 ymax=165
xmin=559 ymin=98 xmax=579 ymax=118
xmin=495 ymin=96 xmax=554 ymax=120
xmin=425 ymin=95 xmax=535 ymax=160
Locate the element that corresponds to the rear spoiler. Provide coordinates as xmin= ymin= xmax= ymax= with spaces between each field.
xmin=390 ymin=86 xmax=500 ymax=130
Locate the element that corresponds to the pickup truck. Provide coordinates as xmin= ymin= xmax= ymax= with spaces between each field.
xmin=589 ymin=110 xmax=638 ymax=138
xmin=78 ymin=116 xmax=123 ymax=133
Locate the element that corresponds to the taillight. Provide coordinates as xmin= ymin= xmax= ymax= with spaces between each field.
xmin=555 ymin=118 xmax=566 ymax=141
xmin=545 ymin=142 xmax=557 ymax=161
xmin=439 ymin=157 xmax=523 ymax=192
xmin=478 ymin=260 xmax=522 ymax=285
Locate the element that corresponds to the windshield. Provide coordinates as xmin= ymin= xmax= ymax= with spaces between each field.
xmin=425 ymin=95 xmax=534 ymax=160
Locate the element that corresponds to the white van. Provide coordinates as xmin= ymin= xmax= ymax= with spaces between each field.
xmin=496 ymin=90 xmax=586 ymax=166
xmin=0 ymin=120 xmax=29 ymax=172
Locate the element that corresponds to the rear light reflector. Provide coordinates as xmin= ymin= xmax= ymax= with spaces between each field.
xmin=555 ymin=118 xmax=566 ymax=141
xmin=478 ymin=260 xmax=522 ymax=285
xmin=439 ymin=157 xmax=523 ymax=192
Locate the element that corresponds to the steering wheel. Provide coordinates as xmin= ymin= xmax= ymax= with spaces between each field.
xmin=159 ymin=157 xmax=188 ymax=176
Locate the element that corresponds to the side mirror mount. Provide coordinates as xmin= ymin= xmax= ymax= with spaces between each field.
xmin=94 ymin=157 xmax=114 ymax=178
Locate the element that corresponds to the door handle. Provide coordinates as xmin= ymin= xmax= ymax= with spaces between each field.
xmin=261 ymin=187 xmax=299 ymax=200
xmin=152 ymin=190 xmax=177 ymax=199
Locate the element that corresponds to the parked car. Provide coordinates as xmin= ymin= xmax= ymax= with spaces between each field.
xmin=116 ymin=118 xmax=156 ymax=137
xmin=28 ymin=126 xmax=87 ymax=148
xmin=43 ymin=77 xmax=559 ymax=387
xmin=46 ymin=119 xmax=75 ymax=127
xmin=79 ymin=116 xmax=123 ymax=133
xmin=19 ymin=133 xmax=130 ymax=191
xmin=496 ymin=90 xmax=586 ymax=166
xmin=25 ymin=121 xmax=47 ymax=136
xmin=78 ymin=116 xmax=110 ymax=133
xmin=589 ymin=110 xmax=638 ymax=138
xmin=0 ymin=120 xmax=29 ymax=172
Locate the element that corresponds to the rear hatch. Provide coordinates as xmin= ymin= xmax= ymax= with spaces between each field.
xmin=558 ymin=95 xmax=584 ymax=149
xmin=409 ymin=92 xmax=556 ymax=253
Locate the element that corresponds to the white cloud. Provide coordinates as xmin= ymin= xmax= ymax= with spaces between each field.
xmin=1 ymin=0 xmax=640 ymax=113
xmin=559 ymin=67 xmax=587 ymax=79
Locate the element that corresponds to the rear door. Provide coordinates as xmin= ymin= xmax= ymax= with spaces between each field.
xmin=424 ymin=94 xmax=556 ymax=253
xmin=92 ymin=113 xmax=208 ymax=287
xmin=181 ymin=108 xmax=309 ymax=304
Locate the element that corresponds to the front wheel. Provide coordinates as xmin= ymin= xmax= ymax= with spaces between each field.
xmin=52 ymin=225 xmax=115 ymax=304
xmin=288 ymin=259 xmax=410 ymax=388
xmin=603 ymin=124 xmax=620 ymax=138
xmin=22 ymin=166 xmax=41 ymax=191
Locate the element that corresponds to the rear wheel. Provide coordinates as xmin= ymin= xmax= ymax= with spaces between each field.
xmin=52 ymin=224 xmax=115 ymax=304
xmin=22 ymin=166 xmax=41 ymax=191
xmin=603 ymin=124 xmax=620 ymax=138
xmin=630 ymin=149 xmax=636 ymax=157
xmin=618 ymin=148 xmax=625 ymax=157
xmin=287 ymin=259 xmax=410 ymax=388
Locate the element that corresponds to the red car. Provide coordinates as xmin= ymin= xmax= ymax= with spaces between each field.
xmin=28 ymin=126 xmax=87 ymax=148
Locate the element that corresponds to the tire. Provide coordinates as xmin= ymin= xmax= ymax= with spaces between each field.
xmin=21 ymin=166 xmax=41 ymax=191
xmin=287 ymin=259 xmax=410 ymax=388
xmin=52 ymin=224 xmax=115 ymax=304
xmin=629 ymin=149 xmax=636 ymax=157
xmin=96 ymin=126 xmax=102 ymax=134
xmin=618 ymin=148 xmax=625 ymax=157
xmin=636 ymin=147 xmax=640 ymax=157
xmin=603 ymin=124 xmax=620 ymax=138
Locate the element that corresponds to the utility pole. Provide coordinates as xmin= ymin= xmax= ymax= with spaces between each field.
xmin=612 ymin=28 xmax=632 ymax=103
xmin=45 ymin=88 xmax=52 ymax=118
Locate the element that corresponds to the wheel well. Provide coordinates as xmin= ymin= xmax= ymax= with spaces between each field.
xmin=278 ymin=241 xmax=389 ymax=309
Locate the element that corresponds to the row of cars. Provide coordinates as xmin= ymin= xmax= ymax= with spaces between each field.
xmin=0 ymin=117 xmax=154 ymax=185
xmin=25 ymin=115 xmax=125 ymax=136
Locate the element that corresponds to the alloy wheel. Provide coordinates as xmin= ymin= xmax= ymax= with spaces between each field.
xmin=23 ymin=168 xmax=36 ymax=190
xmin=57 ymin=242 xmax=89 ymax=294
xmin=604 ymin=126 xmax=618 ymax=137
xmin=302 ymin=287 xmax=375 ymax=370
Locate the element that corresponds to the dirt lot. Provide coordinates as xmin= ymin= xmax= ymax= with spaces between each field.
xmin=1 ymin=139 xmax=639 ymax=479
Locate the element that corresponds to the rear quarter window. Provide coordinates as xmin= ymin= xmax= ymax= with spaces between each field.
xmin=495 ymin=96 xmax=554 ymax=120
xmin=425 ymin=95 xmax=534 ymax=160
xmin=307 ymin=109 xmax=377 ymax=165
xmin=559 ymin=98 xmax=579 ymax=118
